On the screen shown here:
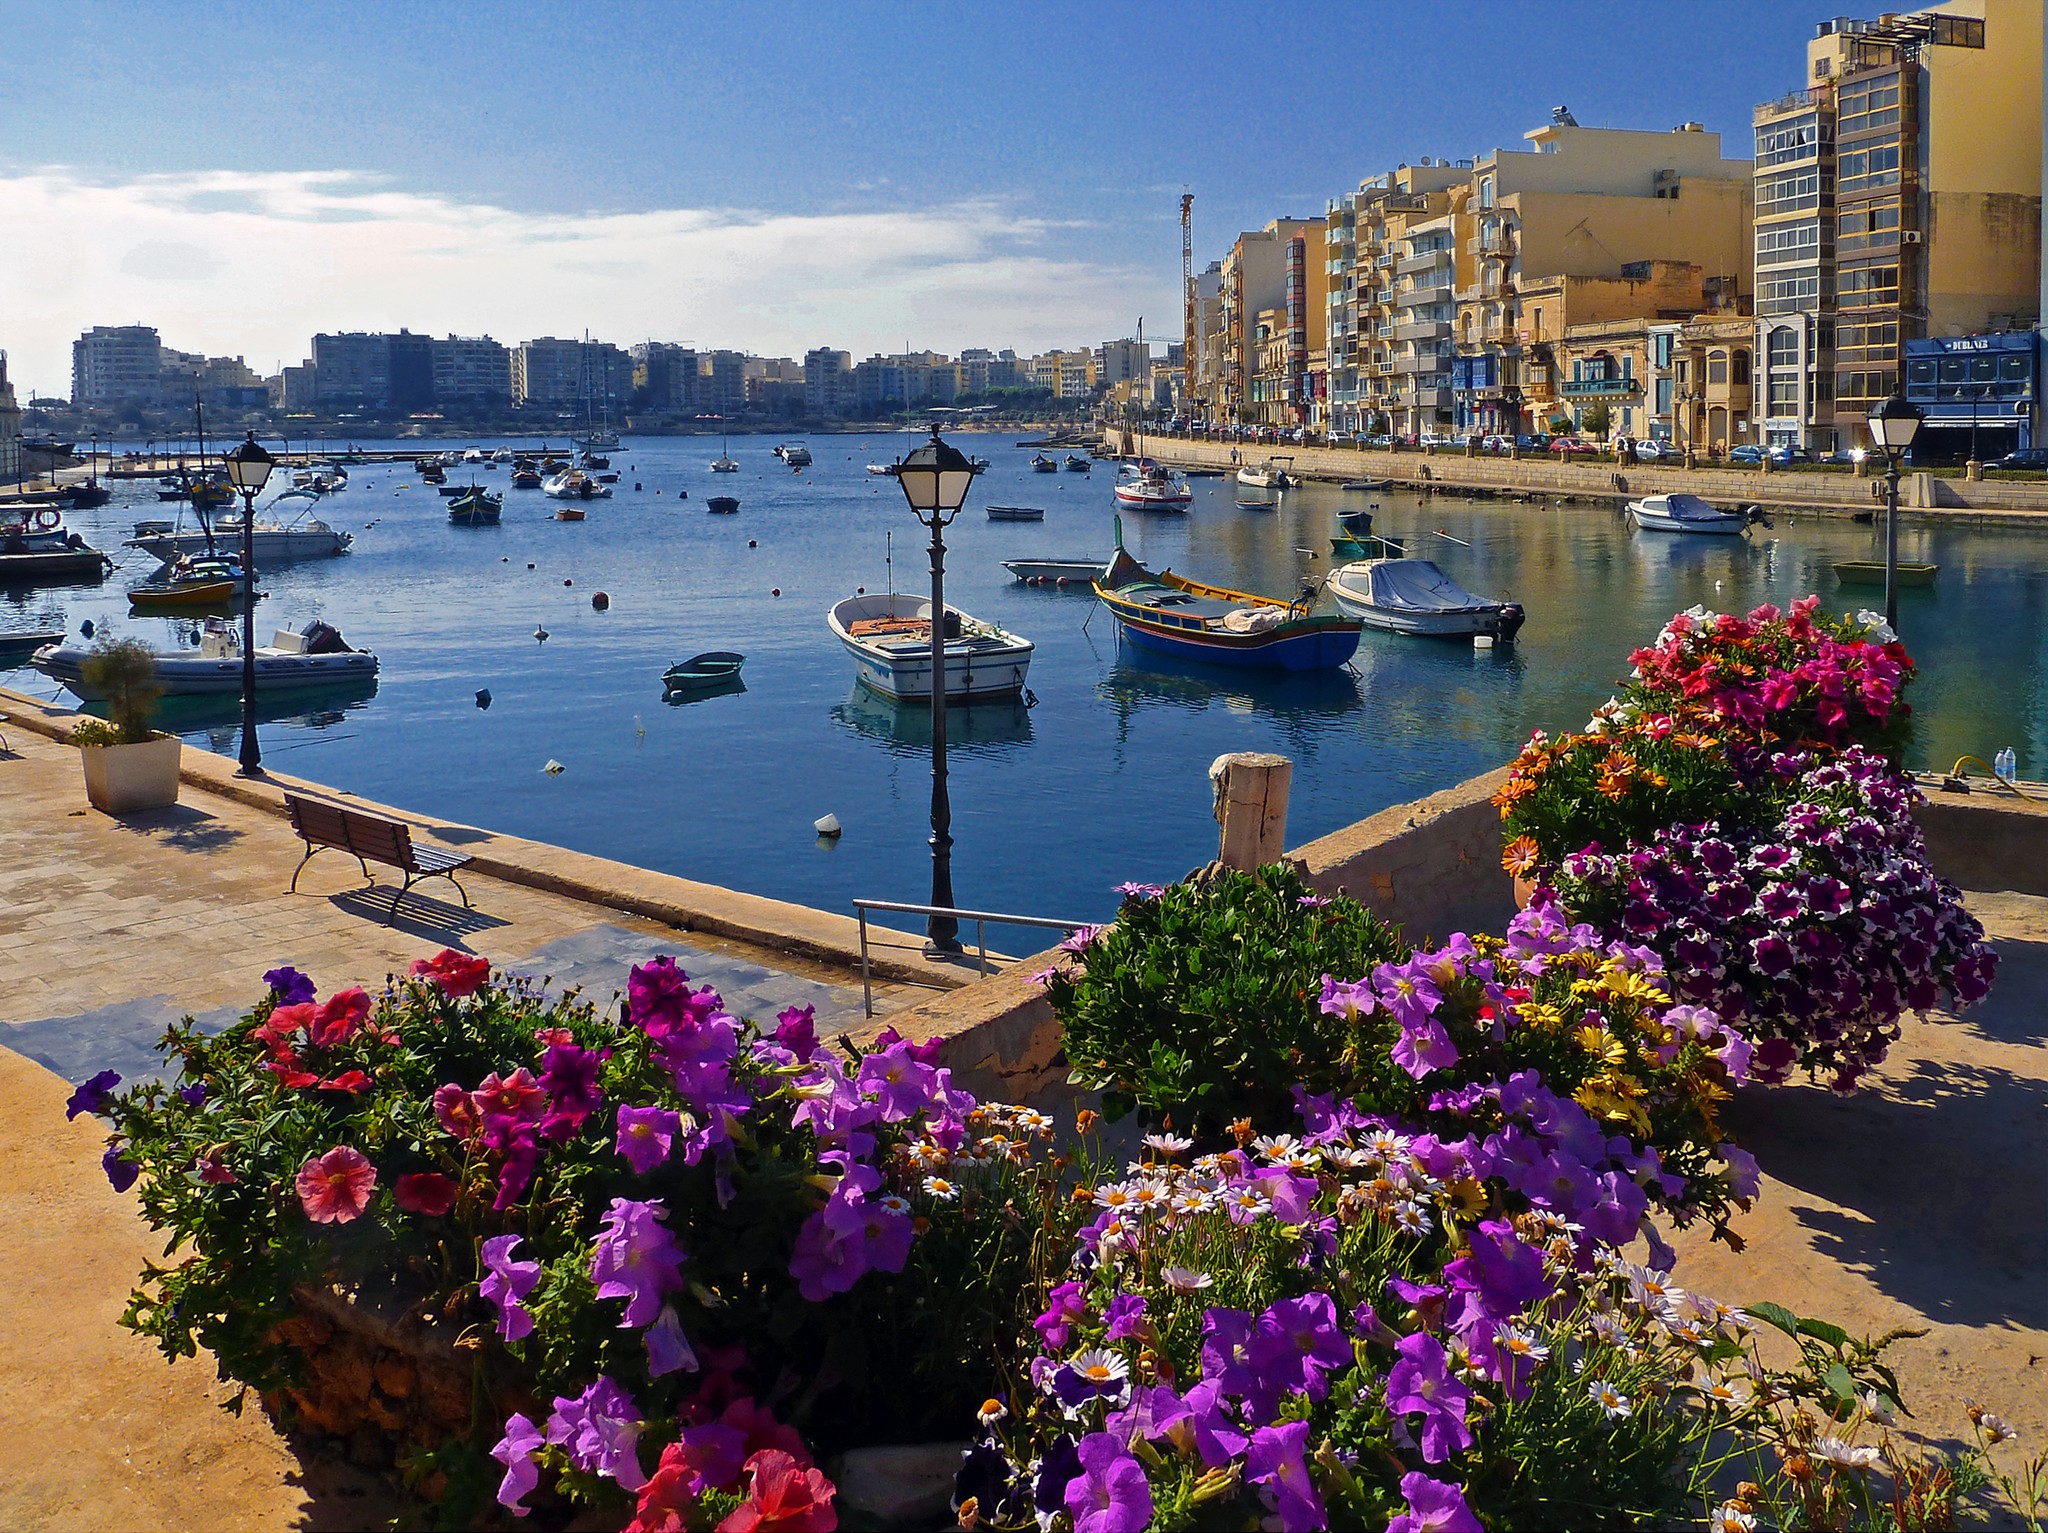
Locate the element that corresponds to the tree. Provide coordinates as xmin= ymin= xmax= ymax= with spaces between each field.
xmin=1583 ymin=401 xmax=1612 ymax=438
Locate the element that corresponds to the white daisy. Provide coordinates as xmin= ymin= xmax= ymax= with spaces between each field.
xmin=1588 ymin=1379 xmax=1632 ymax=1419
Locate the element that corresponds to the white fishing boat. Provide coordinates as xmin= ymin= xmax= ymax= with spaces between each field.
xmin=126 ymin=498 xmax=352 ymax=566
xmin=1236 ymin=456 xmax=1296 ymax=490
xmin=775 ymin=443 xmax=813 ymax=468
xmin=544 ymin=469 xmax=612 ymax=501
xmin=492 ymin=448 xmax=516 ymax=463
xmin=865 ymin=463 xmax=897 ymax=477
xmin=1003 ymin=557 xmax=1106 ymax=585
xmin=827 ymin=592 xmax=1034 ymax=704
xmin=34 ymin=620 xmax=378 ymax=697
xmin=1326 ymin=558 xmax=1526 ymax=641
xmin=1112 ymin=464 xmax=1192 ymax=510
xmin=1625 ymin=493 xmax=1749 ymax=536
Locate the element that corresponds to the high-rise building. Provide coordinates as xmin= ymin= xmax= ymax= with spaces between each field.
xmin=312 ymin=332 xmax=394 ymax=410
xmin=1754 ymin=2 xmax=2043 ymax=451
xmin=0 ymin=351 xmax=21 ymax=481
xmin=514 ymin=338 xmax=587 ymax=408
xmin=699 ymin=351 xmax=747 ymax=417
xmin=1218 ymin=220 xmax=1322 ymax=421
xmin=72 ymin=325 xmax=164 ymax=405
xmin=432 ymin=335 xmax=513 ymax=411
xmin=1095 ymin=338 xmax=1153 ymax=388
xmin=804 ymin=348 xmax=852 ymax=416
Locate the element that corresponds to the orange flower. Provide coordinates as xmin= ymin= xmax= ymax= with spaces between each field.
xmin=1502 ymin=836 xmax=1540 ymax=877
xmin=1596 ymin=768 xmax=1631 ymax=800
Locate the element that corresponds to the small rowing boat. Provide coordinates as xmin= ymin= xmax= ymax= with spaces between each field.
xmin=1834 ymin=560 xmax=1938 ymax=587
xmin=663 ymin=651 xmax=746 ymax=691
xmin=986 ymin=505 xmax=1046 ymax=522
xmin=1326 ymin=557 xmax=1525 ymax=641
xmin=1003 ymin=557 xmax=1105 ymax=586
xmin=827 ymin=593 xmax=1034 ymax=704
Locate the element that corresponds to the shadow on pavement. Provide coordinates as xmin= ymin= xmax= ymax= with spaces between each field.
xmin=329 ymin=888 xmax=510 ymax=944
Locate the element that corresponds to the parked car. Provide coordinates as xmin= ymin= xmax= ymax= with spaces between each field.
xmin=1548 ymin=437 xmax=1600 ymax=458
xmin=1820 ymin=448 xmax=1865 ymax=465
xmin=1418 ymin=431 xmax=1455 ymax=448
xmin=1729 ymin=444 xmax=1768 ymax=465
xmin=1995 ymin=447 xmax=2048 ymax=471
xmin=1634 ymin=439 xmax=1680 ymax=462
xmin=1324 ymin=430 xmax=1355 ymax=448
xmin=1515 ymin=434 xmax=1549 ymax=452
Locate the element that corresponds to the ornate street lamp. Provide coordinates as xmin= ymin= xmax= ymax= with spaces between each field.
xmin=222 ymin=432 xmax=275 ymax=776
xmin=1866 ymin=392 xmax=1923 ymax=630
xmin=892 ymin=426 xmax=981 ymax=955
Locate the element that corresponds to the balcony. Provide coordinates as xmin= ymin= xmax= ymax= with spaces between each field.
xmin=1394 ymin=353 xmax=1448 ymax=375
xmin=1397 ymin=248 xmax=1453 ymax=276
xmin=1402 ymin=278 xmax=1454 ymax=307
xmin=1394 ymin=319 xmax=1450 ymax=344
xmin=1561 ymin=376 xmax=1642 ymax=398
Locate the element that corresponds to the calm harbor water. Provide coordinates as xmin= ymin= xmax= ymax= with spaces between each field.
xmin=7 ymin=434 xmax=2044 ymax=946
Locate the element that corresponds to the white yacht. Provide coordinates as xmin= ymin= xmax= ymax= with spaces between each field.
xmin=1326 ymin=558 xmax=1526 ymax=640
xmin=35 ymin=620 xmax=378 ymax=696
xmin=1626 ymin=493 xmax=1750 ymax=535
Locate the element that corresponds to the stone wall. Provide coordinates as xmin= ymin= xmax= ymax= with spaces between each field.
xmin=1119 ymin=429 xmax=2048 ymax=520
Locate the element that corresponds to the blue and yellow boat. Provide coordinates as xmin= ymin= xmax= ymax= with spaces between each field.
xmin=1093 ymin=527 xmax=1361 ymax=672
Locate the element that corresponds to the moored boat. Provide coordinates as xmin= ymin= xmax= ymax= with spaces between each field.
xmin=127 ymin=509 xmax=351 ymax=567
xmin=1030 ymin=453 xmax=1059 ymax=473
xmin=865 ymin=464 xmax=897 ymax=477
xmin=662 ymin=652 xmax=746 ymax=692
xmin=1326 ymin=557 xmax=1525 ymax=641
xmin=986 ymin=505 xmax=1046 ymax=522
xmin=1063 ymin=454 xmax=1091 ymax=472
xmin=554 ymin=506 xmax=587 ymax=522
xmin=1834 ymin=560 xmax=1938 ymax=587
xmin=827 ymin=592 xmax=1034 ymax=704
xmin=1112 ymin=463 xmax=1193 ymax=510
xmin=706 ymin=495 xmax=740 ymax=515
xmin=512 ymin=467 xmax=543 ymax=489
xmin=1003 ymin=557 xmax=1105 ymax=586
xmin=1236 ymin=456 xmax=1296 ymax=490
xmin=1626 ymin=493 xmax=1748 ymax=535
xmin=544 ymin=469 xmax=610 ymax=500
xmin=448 ymin=486 xmax=503 ymax=525
xmin=128 ymin=554 xmax=249 ymax=611
xmin=775 ymin=443 xmax=813 ymax=468
xmin=1093 ymin=535 xmax=1360 ymax=672
xmin=34 ymin=619 xmax=377 ymax=697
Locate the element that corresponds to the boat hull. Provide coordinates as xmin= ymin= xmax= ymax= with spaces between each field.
xmin=828 ymin=594 xmax=1034 ymax=704
xmin=0 ymin=549 xmax=108 ymax=586
xmin=1110 ymin=612 xmax=1361 ymax=671
xmin=1112 ymin=485 xmax=1191 ymax=510
xmin=34 ymin=643 xmax=379 ymax=697
xmin=1835 ymin=560 xmax=1938 ymax=587
xmin=127 ymin=528 xmax=351 ymax=565
xmin=1003 ymin=558 xmax=1105 ymax=584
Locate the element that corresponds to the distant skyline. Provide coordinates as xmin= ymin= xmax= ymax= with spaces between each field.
xmin=0 ymin=0 xmax=1825 ymax=394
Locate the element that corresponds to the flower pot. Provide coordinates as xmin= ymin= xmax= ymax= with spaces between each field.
xmin=79 ymin=735 xmax=182 ymax=813
xmin=1512 ymin=873 xmax=1537 ymax=910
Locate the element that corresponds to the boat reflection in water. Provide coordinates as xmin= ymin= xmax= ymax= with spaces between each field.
xmin=1098 ymin=655 xmax=1362 ymax=752
xmin=126 ymin=676 xmax=382 ymax=747
xmin=830 ymin=685 xmax=1034 ymax=758
xmin=661 ymin=674 xmax=747 ymax=707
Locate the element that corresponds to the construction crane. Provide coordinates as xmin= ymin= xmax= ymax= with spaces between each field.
xmin=1180 ymin=190 xmax=1195 ymax=415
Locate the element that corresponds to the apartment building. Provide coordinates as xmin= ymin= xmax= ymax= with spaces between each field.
xmin=1218 ymin=220 xmax=1320 ymax=421
xmin=71 ymin=325 xmax=165 ymax=405
xmin=432 ymin=335 xmax=513 ymax=410
xmin=804 ymin=348 xmax=852 ymax=416
xmin=1518 ymin=261 xmax=1733 ymax=435
xmin=1184 ymin=264 xmax=1225 ymax=415
xmin=312 ymin=332 xmax=393 ymax=410
xmin=1755 ymin=2 xmax=2043 ymax=452
xmin=514 ymin=337 xmax=629 ymax=411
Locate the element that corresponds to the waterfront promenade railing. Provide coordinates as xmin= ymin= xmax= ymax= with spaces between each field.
xmin=852 ymin=898 xmax=1089 ymax=1016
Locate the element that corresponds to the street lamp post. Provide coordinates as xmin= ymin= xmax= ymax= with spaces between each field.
xmin=1866 ymin=392 xmax=1924 ymax=630
xmin=892 ymin=426 xmax=981 ymax=955
xmin=222 ymin=433 xmax=276 ymax=776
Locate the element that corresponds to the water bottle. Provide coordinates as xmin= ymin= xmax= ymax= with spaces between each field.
xmin=1994 ymin=747 xmax=2018 ymax=784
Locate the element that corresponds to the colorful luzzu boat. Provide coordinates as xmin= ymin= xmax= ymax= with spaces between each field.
xmin=1092 ymin=527 xmax=1361 ymax=672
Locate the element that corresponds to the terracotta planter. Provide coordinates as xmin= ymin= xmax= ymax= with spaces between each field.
xmin=1513 ymin=873 xmax=1538 ymax=910
xmin=79 ymin=735 xmax=181 ymax=813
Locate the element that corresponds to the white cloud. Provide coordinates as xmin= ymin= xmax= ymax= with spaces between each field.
xmin=0 ymin=166 xmax=1169 ymax=389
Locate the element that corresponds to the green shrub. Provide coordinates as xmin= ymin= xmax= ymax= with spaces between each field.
xmin=75 ymin=637 xmax=163 ymax=745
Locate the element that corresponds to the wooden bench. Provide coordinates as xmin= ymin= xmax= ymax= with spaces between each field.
xmin=284 ymin=791 xmax=473 ymax=924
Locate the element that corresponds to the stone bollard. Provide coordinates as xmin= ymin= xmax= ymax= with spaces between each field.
xmin=1211 ymin=752 xmax=1292 ymax=871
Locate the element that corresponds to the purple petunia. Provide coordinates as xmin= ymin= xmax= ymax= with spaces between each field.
xmin=644 ymin=1303 xmax=699 ymax=1378
xmin=65 ymin=1069 xmax=121 ymax=1121
xmin=176 ymin=1081 xmax=207 ymax=1107
xmin=1248 ymin=1293 xmax=1352 ymax=1404
xmin=615 ymin=1103 xmax=681 ymax=1175
xmin=102 ymin=1145 xmax=140 ymax=1193
xmin=545 ymin=1375 xmax=648 ymax=1490
xmin=1064 ymin=1432 xmax=1152 ymax=1533
xmin=480 ymin=1233 xmax=542 ymax=1342
xmin=1388 ymin=1470 xmax=1483 ymax=1533
xmin=773 ymin=1003 xmax=819 ymax=1062
xmin=1384 ymin=1332 xmax=1474 ymax=1464
xmin=264 ymin=966 xmax=317 ymax=1005
xmin=590 ymin=1197 xmax=687 ymax=1328
xmin=1245 ymin=1419 xmax=1325 ymax=1533
xmin=491 ymin=1411 xmax=546 ymax=1516
xmin=1035 ymin=1281 xmax=1091 ymax=1352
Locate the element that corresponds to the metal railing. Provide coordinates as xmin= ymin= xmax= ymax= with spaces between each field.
xmin=852 ymin=898 xmax=1090 ymax=1017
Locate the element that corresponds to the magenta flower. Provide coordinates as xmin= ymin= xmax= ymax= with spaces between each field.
xmin=1385 ymin=1332 xmax=1473 ymax=1463
xmin=491 ymin=1411 xmax=545 ymax=1517
xmin=1388 ymin=1471 xmax=1483 ymax=1533
xmin=1115 ymin=882 xmax=1166 ymax=900
xmin=1316 ymin=973 xmax=1374 ymax=1021
xmin=591 ymin=1197 xmax=687 ymax=1328
xmin=1034 ymin=1281 xmax=1091 ymax=1352
xmin=854 ymin=1041 xmax=936 ymax=1122
xmin=1249 ymin=1293 xmax=1352 ymax=1404
xmin=1104 ymin=1293 xmax=1148 ymax=1341
xmin=1374 ymin=957 xmax=1443 ymax=1030
xmin=64 ymin=1069 xmax=122 ymax=1120
xmin=1181 ymin=1378 xmax=1250 ymax=1468
xmin=1391 ymin=1017 xmax=1459 ymax=1079
xmin=1245 ymin=1419 xmax=1324 ymax=1533
xmin=481 ymin=1233 xmax=541 ymax=1342
xmin=788 ymin=1211 xmax=869 ymax=1301
xmin=627 ymin=956 xmax=723 ymax=1039
xmin=1064 ymin=1432 xmax=1152 ymax=1533
xmin=615 ymin=1103 xmax=681 ymax=1175
xmin=546 ymin=1375 xmax=648 ymax=1490
xmin=536 ymin=1040 xmax=606 ymax=1139
xmin=1059 ymin=925 xmax=1105 ymax=955
xmin=773 ymin=1004 xmax=819 ymax=1062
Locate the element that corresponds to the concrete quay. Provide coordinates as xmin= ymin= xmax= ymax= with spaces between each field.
xmin=1116 ymin=427 xmax=2048 ymax=525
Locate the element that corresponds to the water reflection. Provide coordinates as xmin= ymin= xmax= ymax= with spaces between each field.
xmin=660 ymin=675 xmax=748 ymax=707
xmin=831 ymin=687 xmax=1035 ymax=757
xmin=143 ymin=679 xmax=382 ymax=738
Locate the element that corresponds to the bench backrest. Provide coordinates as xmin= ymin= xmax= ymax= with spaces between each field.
xmin=285 ymin=793 xmax=415 ymax=868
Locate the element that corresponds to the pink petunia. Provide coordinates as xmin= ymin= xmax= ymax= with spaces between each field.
xmin=296 ymin=1145 xmax=376 ymax=1224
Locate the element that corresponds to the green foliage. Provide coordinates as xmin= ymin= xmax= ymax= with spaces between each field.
xmin=76 ymin=636 xmax=163 ymax=744
xmin=1048 ymin=864 xmax=1403 ymax=1132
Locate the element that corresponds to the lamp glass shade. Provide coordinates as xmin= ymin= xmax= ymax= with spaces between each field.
xmin=1867 ymin=393 xmax=1924 ymax=454
xmin=894 ymin=429 xmax=978 ymax=515
xmin=223 ymin=433 xmax=276 ymax=493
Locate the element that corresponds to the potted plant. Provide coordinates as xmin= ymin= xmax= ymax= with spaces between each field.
xmin=73 ymin=636 xmax=180 ymax=812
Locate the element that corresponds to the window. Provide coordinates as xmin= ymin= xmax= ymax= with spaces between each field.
xmin=1837 ymin=79 xmax=1902 ymax=138
xmin=1757 ymin=221 xmax=1821 ymax=265
xmin=2001 ymin=354 xmax=2031 ymax=384
xmin=1657 ymin=378 xmax=1674 ymax=412
xmin=1479 ymin=176 xmax=1494 ymax=209
xmin=1733 ymin=350 xmax=1751 ymax=386
xmin=1837 ymin=200 xmax=1901 ymax=253
xmin=1838 ymin=264 xmax=1900 ymax=307
xmin=1838 ymin=144 xmax=1902 ymax=194
xmin=1708 ymin=351 xmax=1729 ymax=384
xmin=1652 ymin=333 xmax=1673 ymax=368
xmin=1907 ymin=358 xmax=1937 ymax=387
xmin=1531 ymin=307 xmax=1544 ymax=338
xmin=1756 ymin=115 xmax=1821 ymax=167
xmin=1757 ymin=272 xmax=1822 ymax=315
xmin=1756 ymin=168 xmax=1823 ymax=216
xmin=1768 ymin=327 xmax=1801 ymax=371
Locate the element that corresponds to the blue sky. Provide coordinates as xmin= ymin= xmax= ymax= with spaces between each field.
xmin=0 ymin=0 xmax=1821 ymax=390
